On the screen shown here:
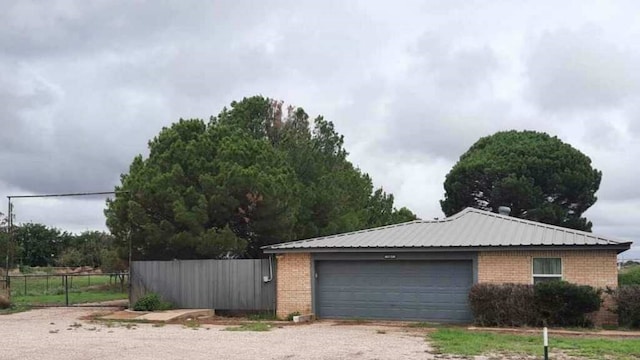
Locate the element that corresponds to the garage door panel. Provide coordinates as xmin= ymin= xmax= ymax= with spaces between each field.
xmin=315 ymin=260 xmax=473 ymax=322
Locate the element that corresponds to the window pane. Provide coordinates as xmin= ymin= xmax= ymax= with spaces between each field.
xmin=533 ymin=258 xmax=561 ymax=275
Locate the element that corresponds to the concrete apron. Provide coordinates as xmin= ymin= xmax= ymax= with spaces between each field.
xmin=101 ymin=309 xmax=214 ymax=322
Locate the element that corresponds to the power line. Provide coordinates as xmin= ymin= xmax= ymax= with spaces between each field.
xmin=7 ymin=190 xmax=129 ymax=199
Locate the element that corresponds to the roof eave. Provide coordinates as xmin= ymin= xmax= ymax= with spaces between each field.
xmin=263 ymin=243 xmax=633 ymax=254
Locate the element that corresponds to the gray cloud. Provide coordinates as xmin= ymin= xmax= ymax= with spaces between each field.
xmin=370 ymin=35 xmax=510 ymax=160
xmin=526 ymin=26 xmax=640 ymax=112
xmin=1 ymin=1 xmax=639 ymax=257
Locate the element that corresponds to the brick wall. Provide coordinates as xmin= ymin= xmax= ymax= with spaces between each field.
xmin=275 ymin=253 xmax=312 ymax=319
xmin=478 ymin=250 xmax=619 ymax=325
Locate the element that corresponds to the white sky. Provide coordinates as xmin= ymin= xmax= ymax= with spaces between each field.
xmin=1 ymin=0 xmax=639 ymax=258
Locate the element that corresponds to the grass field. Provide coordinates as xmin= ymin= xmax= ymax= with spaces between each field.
xmin=430 ymin=328 xmax=640 ymax=360
xmin=8 ymin=274 xmax=127 ymax=306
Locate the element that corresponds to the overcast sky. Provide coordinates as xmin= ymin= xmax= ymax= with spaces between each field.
xmin=2 ymin=0 xmax=639 ymax=258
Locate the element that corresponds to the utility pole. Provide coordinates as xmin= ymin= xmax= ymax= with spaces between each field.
xmin=5 ymin=197 xmax=12 ymax=298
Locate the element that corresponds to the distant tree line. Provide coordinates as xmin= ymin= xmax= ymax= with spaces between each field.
xmin=0 ymin=215 xmax=125 ymax=272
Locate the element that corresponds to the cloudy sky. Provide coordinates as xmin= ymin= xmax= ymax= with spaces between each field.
xmin=2 ymin=0 xmax=639 ymax=258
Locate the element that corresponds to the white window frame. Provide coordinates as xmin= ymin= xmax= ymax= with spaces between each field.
xmin=532 ymin=257 xmax=563 ymax=284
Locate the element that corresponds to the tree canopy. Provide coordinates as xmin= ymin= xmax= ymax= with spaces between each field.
xmin=105 ymin=96 xmax=416 ymax=260
xmin=440 ymin=130 xmax=601 ymax=231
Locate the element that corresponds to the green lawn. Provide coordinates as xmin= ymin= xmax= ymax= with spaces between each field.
xmin=430 ymin=328 xmax=640 ymax=360
xmin=8 ymin=275 xmax=127 ymax=306
xmin=11 ymin=289 xmax=127 ymax=306
xmin=10 ymin=275 xmax=120 ymax=296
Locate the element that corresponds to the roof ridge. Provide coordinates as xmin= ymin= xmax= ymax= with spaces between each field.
xmin=262 ymin=207 xmax=633 ymax=251
xmin=261 ymin=219 xmax=424 ymax=249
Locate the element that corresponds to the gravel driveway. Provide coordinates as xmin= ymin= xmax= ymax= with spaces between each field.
xmin=0 ymin=307 xmax=437 ymax=360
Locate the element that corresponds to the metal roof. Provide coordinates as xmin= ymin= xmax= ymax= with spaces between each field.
xmin=263 ymin=207 xmax=632 ymax=253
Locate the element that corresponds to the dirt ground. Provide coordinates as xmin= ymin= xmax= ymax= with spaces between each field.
xmin=0 ymin=307 xmax=580 ymax=360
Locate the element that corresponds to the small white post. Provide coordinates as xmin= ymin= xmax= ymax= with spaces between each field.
xmin=543 ymin=327 xmax=549 ymax=360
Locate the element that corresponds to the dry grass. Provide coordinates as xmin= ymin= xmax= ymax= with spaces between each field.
xmin=0 ymin=295 xmax=11 ymax=309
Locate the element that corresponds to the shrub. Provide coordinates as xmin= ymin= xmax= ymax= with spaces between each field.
xmin=468 ymin=283 xmax=537 ymax=327
xmin=285 ymin=311 xmax=301 ymax=321
xmin=18 ymin=265 xmax=34 ymax=274
xmin=469 ymin=282 xmax=602 ymax=327
xmin=607 ymin=285 xmax=640 ymax=328
xmin=0 ymin=295 xmax=10 ymax=309
xmin=56 ymin=248 xmax=84 ymax=267
xmin=534 ymin=281 xmax=601 ymax=327
xmin=619 ymin=266 xmax=640 ymax=286
xmin=132 ymin=292 xmax=173 ymax=311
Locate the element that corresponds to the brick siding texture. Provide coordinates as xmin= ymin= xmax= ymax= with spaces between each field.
xmin=275 ymin=253 xmax=312 ymax=319
xmin=478 ymin=250 xmax=619 ymax=325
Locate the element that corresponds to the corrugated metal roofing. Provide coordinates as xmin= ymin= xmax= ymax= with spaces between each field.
xmin=263 ymin=207 xmax=632 ymax=252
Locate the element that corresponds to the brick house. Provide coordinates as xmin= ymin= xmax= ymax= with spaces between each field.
xmin=262 ymin=207 xmax=632 ymax=325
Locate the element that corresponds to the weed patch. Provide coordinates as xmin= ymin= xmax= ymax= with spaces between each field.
xmin=0 ymin=304 xmax=31 ymax=315
xmin=247 ymin=312 xmax=279 ymax=321
xmin=407 ymin=322 xmax=444 ymax=328
xmin=183 ymin=318 xmax=201 ymax=330
xmin=225 ymin=322 xmax=271 ymax=332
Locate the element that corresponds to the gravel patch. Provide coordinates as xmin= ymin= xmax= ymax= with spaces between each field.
xmin=0 ymin=308 xmax=587 ymax=360
xmin=0 ymin=307 xmax=437 ymax=360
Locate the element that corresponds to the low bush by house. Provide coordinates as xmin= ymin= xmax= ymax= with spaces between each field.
xmin=132 ymin=292 xmax=173 ymax=311
xmin=469 ymin=282 xmax=601 ymax=327
xmin=468 ymin=283 xmax=536 ymax=327
xmin=606 ymin=285 xmax=640 ymax=328
xmin=534 ymin=281 xmax=601 ymax=327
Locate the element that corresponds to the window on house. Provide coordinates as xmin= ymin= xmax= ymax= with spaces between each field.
xmin=532 ymin=258 xmax=562 ymax=284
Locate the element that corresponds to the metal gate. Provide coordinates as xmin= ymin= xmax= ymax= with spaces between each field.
xmin=7 ymin=273 xmax=128 ymax=307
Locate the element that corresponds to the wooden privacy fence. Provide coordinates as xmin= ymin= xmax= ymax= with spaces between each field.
xmin=130 ymin=259 xmax=276 ymax=311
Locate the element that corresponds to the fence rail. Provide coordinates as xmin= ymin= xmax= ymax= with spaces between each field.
xmin=131 ymin=259 xmax=275 ymax=311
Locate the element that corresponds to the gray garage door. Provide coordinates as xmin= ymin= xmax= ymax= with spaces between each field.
xmin=315 ymin=260 xmax=473 ymax=322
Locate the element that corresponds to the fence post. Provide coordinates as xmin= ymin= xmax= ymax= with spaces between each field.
xmin=24 ymin=276 xmax=27 ymax=296
xmin=64 ymin=275 xmax=69 ymax=306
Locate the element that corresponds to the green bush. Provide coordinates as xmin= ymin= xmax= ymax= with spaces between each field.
xmin=619 ymin=267 xmax=640 ymax=286
xmin=468 ymin=283 xmax=537 ymax=327
xmin=607 ymin=285 xmax=640 ymax=328
xmin=56 ymin=248 xmax=84 ymax=267
xmin=18 ymin=265 xmax=34 ymax=274
xmin=132 ymin=292 xmax=173 ymax=311
xmin=534 ymin=281 xmax=601 ymax=327
xmin=469 ymin=282 xmax=602 ymax=328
